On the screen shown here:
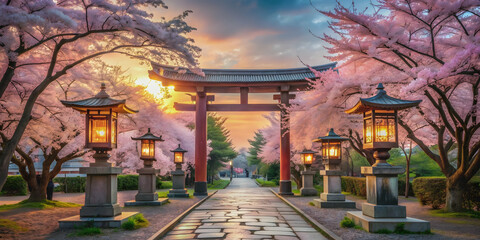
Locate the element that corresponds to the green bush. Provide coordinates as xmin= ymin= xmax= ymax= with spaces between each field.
xmin=117 ymin=175 xmax=138 ymax=191
xmin=256 ymin=179 xmax=277 ymax=187
xmin=398 ymin=178 xmax=414 ymax=196
xmin=53 ymin=177 xmax=86 ymax=193
xmin=158 ymin=181 xmax=173 ymax=189
xmin=341 ymin=177 xmax=366 ymax=197
xmin=121 ymin=213 xmax=149 ymax=230
xmin=412 ymin=177 xmax=480 ymax=211
xmin=340 ymin=217 xmax=355 ymax=228
xmin=1 ymin=176 xmax=27 ymax=196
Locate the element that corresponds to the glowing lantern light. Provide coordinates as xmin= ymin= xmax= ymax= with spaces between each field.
xmin=61 ymin=83 xmax=136 ymax=150
xmin=132 ymin=128 xmax=164 ymax=161
xmin=171 ymin=144 xmax=188 ymax=165
xmin=299 ymin=149 xmax=317 ymax=169
xmin=345 ymin=83 xmax=421 ymax=165
xmin=314 ymin=128 xmax=348 ymax=167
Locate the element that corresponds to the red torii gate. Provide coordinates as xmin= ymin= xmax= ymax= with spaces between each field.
xmin=149 ymin=63 xmax=336 ymax=195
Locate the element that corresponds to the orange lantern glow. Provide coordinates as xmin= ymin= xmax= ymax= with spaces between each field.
xmin=171 ymin=144 xmax=188 ymax=164
xmin=314 ymin=128 xmax=348 ymax=165
xmin=61 ymin=83 xmax=136 ymax=150
xmin=132 ymin=128 xmax=164 ymax=160
xmin=299 ymin=149 xmax=317 ymax=167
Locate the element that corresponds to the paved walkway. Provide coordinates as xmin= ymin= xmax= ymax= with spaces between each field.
xmin=164 ymin=178 xmax=327 ymax=240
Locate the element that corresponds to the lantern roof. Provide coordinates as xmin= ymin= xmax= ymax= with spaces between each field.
xmin=131 ymin=128 xmax=164 ymax=141
xmin=60 ymin=83 xmax=137 ymax=113
xmin=345 ymin=83 xmax=421 ymax=114
xmin=171 ymin=144 xmax=188 ymax=153
xmin=299 ymin=149 xmax=318 ymax=155
xmin=313 ymin=128 xmax=349 ymax=142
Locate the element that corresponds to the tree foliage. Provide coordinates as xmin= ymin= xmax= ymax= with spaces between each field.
xmin=287 ymin=0 xmax=480 ymax=212
xmin=206 ymin=114 xmax=237 ymax=183
xmin=0 ymin=0 xmax=200 ymax=190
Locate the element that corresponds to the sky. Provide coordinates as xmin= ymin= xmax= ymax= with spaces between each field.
xmin=107 ymin=0 xmax=365 ymax=150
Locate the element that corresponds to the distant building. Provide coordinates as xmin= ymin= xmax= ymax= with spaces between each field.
xmin=8 ymin=149 xmax=88 ymax=177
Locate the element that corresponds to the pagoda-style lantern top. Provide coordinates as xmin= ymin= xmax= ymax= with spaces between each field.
xmin=345 ymin=83 xmax=421 ymax=150
xmin=61 ymin=83 xmax=137 ymax=150
xmin=171 ymin=144 xmax=188 ymax=164
xmin=299 ymin=149 xmax=317 ymax=168
xmin=313 ymin=128 xmax=348 ymax=165
xmin=131 ymin=128 xmax=164 ymax=160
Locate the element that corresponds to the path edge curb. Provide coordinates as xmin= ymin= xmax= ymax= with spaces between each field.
xmin=147 ymin=190 xmax=218 ymax=240
xmin=270 ymin=189 xmax=342 ymax=240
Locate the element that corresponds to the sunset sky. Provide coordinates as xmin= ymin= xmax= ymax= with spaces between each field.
xmin=107 ymin=0 xmax=367 ymax=150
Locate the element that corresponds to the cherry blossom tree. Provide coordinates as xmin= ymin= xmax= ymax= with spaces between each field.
xmin=292 ymin=0 xmax=480 ymax=211
xmin=0 ymin=0 xmax=200 ymax=190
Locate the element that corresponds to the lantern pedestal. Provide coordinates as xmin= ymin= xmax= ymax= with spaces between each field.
xmin=168 ymin=169 xmax=189 ymax=198
xmin=300 ymin=170 xmax=317 ymax=196
xmin=59 ymin=151 xmax=139 ymax=228
xmin=347 ymin=165 xmax=430 ymax=232
xmin=314 ymin=169 xmax=356 ymax=208
xmin=125 ymin=167 xmax=168 ymax=206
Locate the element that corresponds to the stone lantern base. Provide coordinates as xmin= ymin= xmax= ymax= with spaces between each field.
xmin=347 ymin=165 xmax=430 ymax=233
xmin=125 ymin=167 xmax=168 ymax=206
xmin=168 ymin=169 xmax=189 ymax=198
xmin=314 ymin=169 xmax=356 ymax=208
xmin=300 ymin=170 xmax=318 ymax=196
xmin=59 ymin=153 xmax=138 ymax=228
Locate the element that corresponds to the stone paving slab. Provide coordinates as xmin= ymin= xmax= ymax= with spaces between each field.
xmin=163 ymin=178 xmax=328 ymax=239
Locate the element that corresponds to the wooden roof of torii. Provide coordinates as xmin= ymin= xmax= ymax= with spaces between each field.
xmin=148 ymin=63 xmax=336 ymax=93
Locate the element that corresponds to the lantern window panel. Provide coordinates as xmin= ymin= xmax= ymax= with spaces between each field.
xmin=174 ymin=152 xmax=184 ymax=163
xmin=89 ymin=116 xmax=108 ymax=143
xmin=374 ymin=115 xmax=396 ymax=143
xmin=322 ymin=141 xmax=341 ymax=160
xmin=141 ymin=140 xmax=155 ymax=158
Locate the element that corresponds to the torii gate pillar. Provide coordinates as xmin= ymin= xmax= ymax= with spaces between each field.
xmin=194 ymin=89 xmax=208 ymax=196
xmin=279 ymin=87 xmax=293 ymax=195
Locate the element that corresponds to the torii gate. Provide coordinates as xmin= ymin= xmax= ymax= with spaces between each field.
xmin=149 ymin=63 xmax=336 ymax=196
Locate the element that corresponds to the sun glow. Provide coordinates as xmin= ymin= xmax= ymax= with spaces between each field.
xmin=135 ymin=76 xmax=176 ymax=112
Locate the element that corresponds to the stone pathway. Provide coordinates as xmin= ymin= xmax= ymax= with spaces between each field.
xmin=164 ymin=178 xmax=327 ymax=240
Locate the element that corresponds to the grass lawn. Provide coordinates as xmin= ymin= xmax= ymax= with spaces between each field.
xmin=256 ymin=179 xmax=277 ymax=187
xmin=0 ymin=199 xmax=81 ymax=211
xmin=0 ymin=219 xmax=28 ymax=232
xmin=429 ymin=209 xmax=480 ymax=219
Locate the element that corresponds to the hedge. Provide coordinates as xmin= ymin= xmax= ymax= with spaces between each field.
xmin=117 ymin=175 xmax=138 ymax=191
xmin=341 ymin=177 xmax=367 ymax=197
xmin=341 ymin=176 xmax=414 ymax=197
xmin=412 ymin=177 xmax=480 ymax=210
xmin=53 ymin=175 xmax=167 ymax=193
xmin=1 ymin=176 xmax=27 ymax=196
xmin=54 ymin=177 xmax=86 ymax=193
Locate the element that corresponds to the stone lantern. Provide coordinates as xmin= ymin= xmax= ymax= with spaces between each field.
xmin=345 ymin=83 xmax=429 ymax=232
xmin=313 ymin=128 xmax=355 ymax=208
xmin=168 ymin=144 xmax=189 ymax=198
xmin=299 ymin=149 xmax=318 ymax=196
xmin=125 ymin=128 xmax=167 ymax=206
xmin=59 ymin=83 xmax=138 ymax=228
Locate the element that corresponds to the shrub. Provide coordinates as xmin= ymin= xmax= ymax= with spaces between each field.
xmin=53 ymin=177 xmax=86 ymax=193
xmin=340 ymin=217 xmax=355 ymax=228
xmin=158 ymin=181 xmax=173 ymax=189
xmin=117 ymin=175 xmax=138 ymax=191
xmin=412 ymin=177 xmax=447 ymax=209
xmin=412 ymin=177 xmax=480 ymax=211
xmin=398 ymin=179 xmax=414 ymax=196
xmin=121 ymin=214 xmax=149 ymax=230
xmin=256 ymin=179 xmax=277 ymax=187
xmin=1 ymin=176 xmax=27 ymax=196
xmin=341 ymin=177 xmax=366 ymax=197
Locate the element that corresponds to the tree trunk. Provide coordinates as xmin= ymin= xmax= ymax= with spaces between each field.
xmin=28 ymin=183 xmax=48 ymax=202
xmin=445 ymin=177 xmax=466 ymax=212
xmin=405 ymin=162 xmax=410 ymax=198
